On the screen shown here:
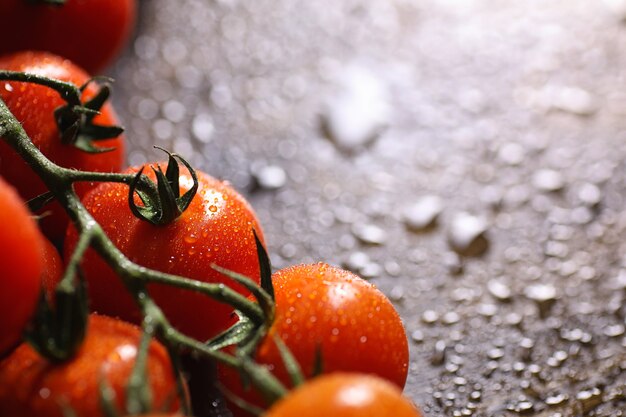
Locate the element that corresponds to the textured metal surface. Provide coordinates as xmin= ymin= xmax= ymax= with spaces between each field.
xmin=110 ymin=0 xmax=626 ymax=415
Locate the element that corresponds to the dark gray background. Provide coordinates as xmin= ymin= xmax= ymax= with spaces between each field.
xmin=110 ymin=0 xmax=626 ymax=415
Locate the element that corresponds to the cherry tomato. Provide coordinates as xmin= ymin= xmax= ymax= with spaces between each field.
xmin=0 ymin=314 xmax=181 ymax=417
xmin=41 ymin=237 xmax=63 ymax=300
xmin=265 ymin=373 xmax=422 ymax=417
xmin=0 ymin=0 xmax=136 ymax=73
xmin=220 ymin=263 xmax=409 ymax=415
xmin=0 ymin=177 xmax=44 ymax=356
xmin=64 ymin=163 xmax=265 ymax=342
xmin=0 ymin=51 xmax=126 ymax=241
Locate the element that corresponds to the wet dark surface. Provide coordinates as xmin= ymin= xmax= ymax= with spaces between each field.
xmin=111 ymin=0 xmax=626 ymax=415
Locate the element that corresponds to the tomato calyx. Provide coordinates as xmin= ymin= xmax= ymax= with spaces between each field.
xmin=0 ymin=71 xmax=124 ymax=153
xmin=54 ymin=77 xmax=124 ymax=154
xmin=25 ymin=270 xmax=88 ymax=362
xmin=128 ymin=147 xmax=199 ymax=226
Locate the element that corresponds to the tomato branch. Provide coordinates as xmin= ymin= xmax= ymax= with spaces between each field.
xmin=0 ymin=71 xmax=81 ymax=104
xmin=0 ymin=94 xmax=289 ymax=404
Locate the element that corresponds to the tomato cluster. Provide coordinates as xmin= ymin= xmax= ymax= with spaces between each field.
xmin=0 ymin=3 xmax=419 ymax=417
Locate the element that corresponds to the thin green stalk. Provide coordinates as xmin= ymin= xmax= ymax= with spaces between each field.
xmin=0 ymin=71 xmax=81 ymax=104
xmin=0 ymin=95 xmax=289 ymax=404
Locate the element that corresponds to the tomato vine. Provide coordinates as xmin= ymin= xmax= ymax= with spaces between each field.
xmin=0 ymin=71 xmax=288 ymax=406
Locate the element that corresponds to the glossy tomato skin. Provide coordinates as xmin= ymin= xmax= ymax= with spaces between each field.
xmin=0 ymin=314 xmax=180 ymax=417
xmin=64 ymin=163 xmax=265 ymax=342
xmin=0 ymin=0 xmax=136 ymax=73
xmin=220 ymin=263 xmax=409 ymax=415
xmin=0 ymin=177 xmax=44 ymax=357
xmin=0 ymin=51 xmax=125 ymax=241
xmin=41 ymin=238 xmax=63 ymax=300
xmin=265 ymin=373 xmax=422 ymax=417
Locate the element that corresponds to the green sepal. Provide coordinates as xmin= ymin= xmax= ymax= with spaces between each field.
xmin=61 ymin=404 xmax=79 ymax=417
xmin=205 ymin=312 xmax=256 ymax=350
xmin=164 ymin=344 xmax=192 ymax=416
xmin=125 ymin=327 xmax=153 ymax=415
xmin=254 ymin=229 xmax=274 ymax=300
xmin=211 ymin=264 xmax=274 ymax=325
xmin=24 ymin=271 xmax=89 ymax=362
xmin=239 ymin=357 xmax=288 ymax=405
xmin=217 ymin=381 xmax=264 ymax=416
xmin=157 ymin=146 xmax=199 ymax=213
xmin=273 ymin=334 xmax=305 ymax=388
xmin=152 ymin=164 xmax=182 ymax=224
xmin=99 ymin=377 xmax=121 ymax=417
xmin=53 ymin=78 xmax=123 ymax=154
xmin=311 ymin=344 xmax=324 ymax=377
xmin=128 ymin=148 xmax=199 ymax=226
xmin=26 ymin=191 xmax=55 ymax=212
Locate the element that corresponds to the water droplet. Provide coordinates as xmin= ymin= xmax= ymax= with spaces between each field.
xmin=545 ymin=393 xmax=568 ymax=407
xmin=550 ymin=86 xmax=597 ymax=116
xmin=448 ymin=213 xmax=489 ymax=257
xmin=577 ymin=182 xmax=602 ymax=206
xmin=162 ymin=100 xmax=186 ymax=122
xmin=411 ymin=330 xmax=424 ymax=344
xmin=351 ymin=223 xmax=387 ymax=245
xmin=431 ymin=340 xmax=447 ymax=365
xmin=192 ymin=114 xmax=214 ymax=143
xmin=252 ymin=164 xmax=287 ymax=190
xmin=525 ymin=284 xmax=557 ymax=318
xmin=442 ymin=311 xmax=461 ymax=325
xmin=389 ymin=286 xmax=405 ymax=302
xmin=403 ymin=195 xmax=443 ymax=231
xmin=576 ymin=387 xmax=603 ymax=413
xmin=487 ymin=348 xmax=504 ymax=360
xmin=532 ymin=169 xmax=565 ymax=192
xmin=422 ymin=310 xmax=439 ymax=324
xmin=320 ymin=66 xmax=390 ymax=152
xmin=488 ymin=279 xmax=512 ymax=302
xmin=498 ymin=142 xmax=526 ymax=165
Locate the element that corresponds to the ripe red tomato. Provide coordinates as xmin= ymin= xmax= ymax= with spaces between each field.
xmin=0 ymin=51 xmax=125 ymax=241
xmin=0 ymin=177 xmax=44 ymax=356
xmin=219 ymin=263 xmax=409 ymax=415
xmin=41 ymin=238 xmax=63 ymax=300
xmin=0 ymin=0 xmax=136 ymax=73
xmin=265 ymin=373 xmax=422 ymax=417
xmin=0 ymin=314 xmax=181 ymax=417
xmin=64 ymin=163 xmax=265 ymax=342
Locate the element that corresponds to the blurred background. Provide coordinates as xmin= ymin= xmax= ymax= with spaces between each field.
xmin=111 ymin=0 xmax=626 ymax=415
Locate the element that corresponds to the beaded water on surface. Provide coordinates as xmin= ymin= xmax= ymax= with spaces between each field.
xmin=111 ymin=0 xmax=626 ymax=415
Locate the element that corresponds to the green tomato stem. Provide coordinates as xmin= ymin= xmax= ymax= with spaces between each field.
xmin=0 ymin=95 xmax=288 ymax=403
xmin=0 ymin=71 xmax=81 ymax=105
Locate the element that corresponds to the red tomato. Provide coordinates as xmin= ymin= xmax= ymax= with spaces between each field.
xmin=0 ymin=314 xmax=181 ymax=417
xmin=0 ymin=0 xmax=136 ymax=73
xmin=220 ymin=263 xmax=409 ymax=415
xmin=265 ymin=373 xmax=421 ymax=417
xmin=64 ymin=163 xmax=265 ymax=342
xmin=0 ymin=177 xmax=44 ymax=356
xmin=41 ymin=238 xmax=63 ymax=300
xmin=0 ymin=51 xmax=125 ymax=241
